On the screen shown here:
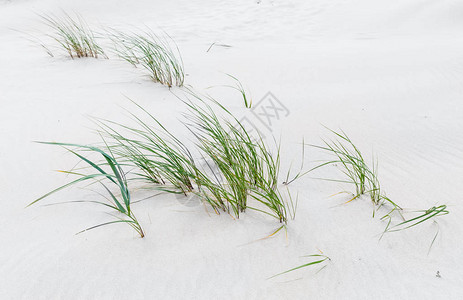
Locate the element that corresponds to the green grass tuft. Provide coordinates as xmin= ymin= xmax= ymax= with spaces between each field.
xmin=107 ymin=29 xmax=184 ymax=87
xmin=182 ymin=92 xmax=287 ymax=222
xmin=32 ymin=91 xmax=297 ymax=238
xmin=41 ymin=12 xmax=106 ymax=59
xmin=310 ymin=127 xmax=448 ymax=237
xmin=95 ymin=102 xmax=197 ymax=196
xmin=95 ymin=92 xmax=289 ymax=223
xmin=29 ymin=142 xmax=144 ymax=238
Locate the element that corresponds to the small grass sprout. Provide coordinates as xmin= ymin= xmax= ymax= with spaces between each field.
xmin=29 ymin=142 xmax=144 ymax=238
xmin=283 ymin=139 xmax=310 ymax=185
xmin=41 ymin=13 xmax=106 ymax=59
xmin=224 ymin=74 xmax=252 ymax=108
xmin=380 ymin=205 xmax=448 ymax=253
xmin=108 ymin=29 xmax=184 ymax=87
xmin=268 ymin=254 xmax=331 ymax=279
xmin=384 ymin=205 xmax=449 ymax=233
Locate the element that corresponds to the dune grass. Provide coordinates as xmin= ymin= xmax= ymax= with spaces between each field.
xmin=95 ymin=102 xmax=197 ymax=196
xmin=31 ymin=90 xmax=291 ymax=238
xmin=92 ymin=92 xmax=288 ymax=223
xmin=310 ymin=127 xmax=448 ymax=234
xmin=182 ymin=93 xmax=287 ymax=222
xmin=311 ymin=128 xmax=369 ymax=198
xmin=41 ymin=13 xmax=106 ymax=59
xmin=29 ymin=142 xmax=144 ymax=238
xmin=310 ymin=128 xmax=398 ymax=210
xmin=107 ymin=29 xmax=184 ymax=87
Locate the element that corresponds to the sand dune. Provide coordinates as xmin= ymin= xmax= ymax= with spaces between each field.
xmin=1 ymin=0 xmax=462 ymax=299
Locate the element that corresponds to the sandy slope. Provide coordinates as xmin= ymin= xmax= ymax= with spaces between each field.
xmin=1 ymin=0 xmax=463 ymax=299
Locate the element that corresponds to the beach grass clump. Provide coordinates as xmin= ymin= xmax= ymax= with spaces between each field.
xmin=96 ymin=93 xmax=288 ymax=223
xmin=310 ymin=128 xmax=397 ymax=209
xmin=29 ymin=142 xmax=144 ymax=238
xmin=95 ymin=102 xmax=197 ymax=196
xmin=41 ymin=13 xmax=106 ymax=59
xmin=182 ymin=93 xmax=287 ymax=222
xmin=310 ymin=127 xmax=448 ymax=234
xmin=32 ymin=92 xmax=292 ymax=238
xmin=107 ymin=29 xmax=184 ymax=87
xmin=311 ymin=128 xmax=369 ymax=198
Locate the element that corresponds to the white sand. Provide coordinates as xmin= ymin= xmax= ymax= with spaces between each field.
xmin=1 ymin=0 xmax=463 ymax=299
